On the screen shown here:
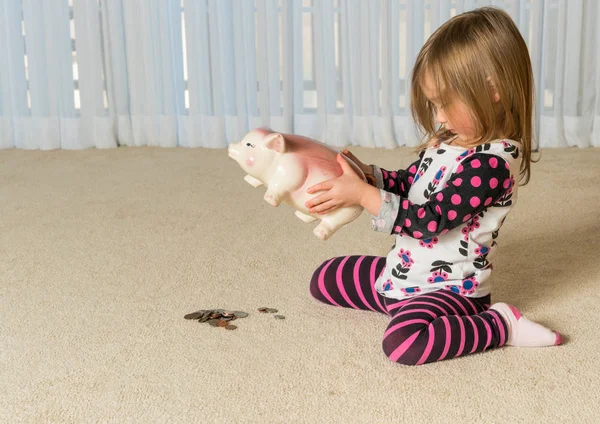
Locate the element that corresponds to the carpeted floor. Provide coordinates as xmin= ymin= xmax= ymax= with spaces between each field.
xmin=1 ymin=145 xmax=599 ymax=423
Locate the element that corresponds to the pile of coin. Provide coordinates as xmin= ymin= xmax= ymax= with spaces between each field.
xmin=258 ymin=307 xmax=285 ymax=320
xmin=184 ymin=307 xmax=285 ymax=330
xmin=184 ymin=309 xmax=249 ymax=330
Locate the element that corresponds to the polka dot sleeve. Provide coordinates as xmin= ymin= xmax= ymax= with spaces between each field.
xmin=391 ymin=154 xmax=512 ymax=239
xmin=372 ymin=155 xmax=423 ymax=197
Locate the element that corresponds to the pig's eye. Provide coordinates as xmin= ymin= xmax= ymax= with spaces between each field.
xmin=246 ymin=142 xmax=256 ymax=148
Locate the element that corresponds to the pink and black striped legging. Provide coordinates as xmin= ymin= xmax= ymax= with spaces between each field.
xmin=309 ymin=255 xmax=508 ymax=365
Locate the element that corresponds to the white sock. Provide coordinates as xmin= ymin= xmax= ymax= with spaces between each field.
xmin=490 ymin=302 xmax=563 ymax=347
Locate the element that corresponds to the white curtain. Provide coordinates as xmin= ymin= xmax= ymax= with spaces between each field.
xmin=0 ymin=0 xmax=598 ymax=150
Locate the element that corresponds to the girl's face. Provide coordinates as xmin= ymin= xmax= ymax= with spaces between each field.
xmin=421 ymin=71 xmax=478 ymax=146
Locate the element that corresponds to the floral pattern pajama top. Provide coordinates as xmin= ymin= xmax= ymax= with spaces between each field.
xmin=371 ymin=138 xmax=521 ymax=300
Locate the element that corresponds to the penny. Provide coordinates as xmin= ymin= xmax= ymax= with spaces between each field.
xmin=274 ymin=315 xmax=285 ymax=320
xmin=185 ymin=308 xmax=257 ymax=330
xmin=258 ymin=307 xmax=278 ymax=313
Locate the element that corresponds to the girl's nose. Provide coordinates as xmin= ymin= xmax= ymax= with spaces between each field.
xmin=435 ymin=108 xmax=447 ymax=124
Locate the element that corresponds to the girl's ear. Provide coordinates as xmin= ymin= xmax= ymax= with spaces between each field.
xmin=487 ymin=76 xmax=501 ymax=103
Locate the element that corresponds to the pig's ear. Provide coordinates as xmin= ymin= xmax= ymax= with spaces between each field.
xmin=264 ymin=133 xmax=286 ymax=153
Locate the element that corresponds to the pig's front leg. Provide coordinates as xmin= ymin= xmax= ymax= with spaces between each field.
xmin=263 ymin=157 xmax=306 ymax=207
xmin=263 ymin=183 xmax=286 ymax=206
xmin=244 ymin=174 xmax=263 ymax=187
xmin=313 ymin=205 xmax=363 ymax=240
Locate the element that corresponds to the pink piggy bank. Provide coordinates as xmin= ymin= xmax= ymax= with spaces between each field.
xmin=228 ymin=127 xmax=365 ymax=240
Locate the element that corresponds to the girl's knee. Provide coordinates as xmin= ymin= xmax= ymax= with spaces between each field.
xmin=382 ymin=334 xmax=422 ymax=366
xmin=309 ymin=260 xmax=329 ymax=300
xmin=309 ymin=275 xmax=321 ymax=300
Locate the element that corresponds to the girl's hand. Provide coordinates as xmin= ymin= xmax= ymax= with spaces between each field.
xmin=342 ymin=149 xmax=376 ymax=186
xmin=342 ymin=149 xmax=373 ymax=176
xmin=305 ymin=153 xmax=368 ymax=215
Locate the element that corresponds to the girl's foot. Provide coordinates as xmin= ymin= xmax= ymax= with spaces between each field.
xmin=490 ymin=302 xmax=563 ymax=347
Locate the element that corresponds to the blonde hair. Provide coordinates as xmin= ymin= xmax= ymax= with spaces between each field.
xmin=410 ymin=7 xmax=535 ymax=184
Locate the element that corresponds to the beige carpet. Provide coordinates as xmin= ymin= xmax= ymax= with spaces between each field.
xmin=1 ymin=145 xmax=599 ymax=423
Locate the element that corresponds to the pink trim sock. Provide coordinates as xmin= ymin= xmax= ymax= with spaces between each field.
xmin=490 ymin=302 xmax=563 ymax=347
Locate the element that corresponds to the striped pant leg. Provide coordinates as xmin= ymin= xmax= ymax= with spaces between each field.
xmin=309 ymin=255 xmax=389 ymax=315
xmin=381 ymin=290 xmax=508 ymax=365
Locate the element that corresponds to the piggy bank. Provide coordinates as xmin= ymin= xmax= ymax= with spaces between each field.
xmin=227 ymin=127 xmax=365 ymax=240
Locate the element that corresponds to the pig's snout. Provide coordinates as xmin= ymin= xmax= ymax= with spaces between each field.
xmin=228 ymin=144 xmax=240 ymax=159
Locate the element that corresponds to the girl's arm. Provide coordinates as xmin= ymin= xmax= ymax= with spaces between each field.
xmin=370 ymin=154 xmax=512 ymax=237
xmin=343 ymin=149 xmax=423 ymax=197
xmin=359 ymin=184 xmax=383 ymax=216
xmin=373 ymin=153 xmax=424 ymax=197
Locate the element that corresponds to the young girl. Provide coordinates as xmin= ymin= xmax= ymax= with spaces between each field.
xmin=304 ymin=7 xmax=563 ymax=365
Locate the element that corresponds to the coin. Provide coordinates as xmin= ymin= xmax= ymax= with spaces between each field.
xmin=258 ymin=307 xmax=279 ymax=313
xmin=225 ymin=325 xmax=237 ymax=330
xmin=274 ymin=315 xmax=285 ymax=320
xmin=186 ymin=308 xmax=250 ymax=329
xmin=184 ymin=312 xmax=204 ymax=320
